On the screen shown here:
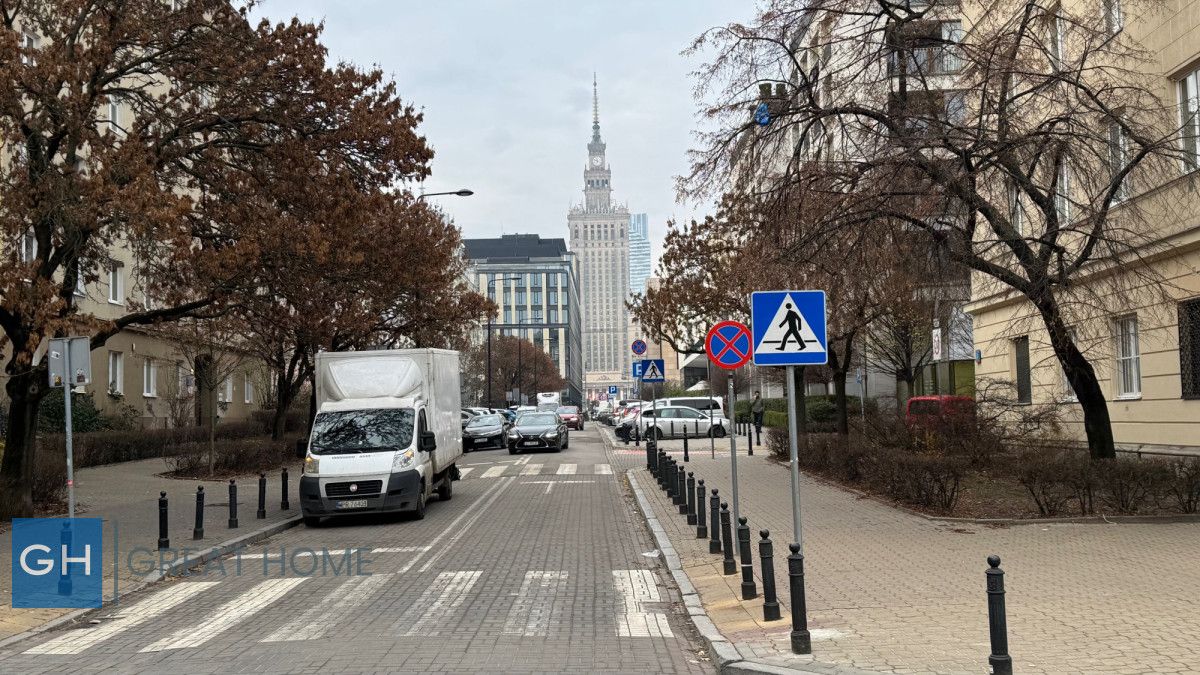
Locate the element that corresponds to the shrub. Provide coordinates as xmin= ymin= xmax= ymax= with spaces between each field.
xmin=767 ymin=427 xmax=789 ymax=460
xmin=1095 ymin=456 xmax=1169 ymax=514
xmin=162 ymin=437 xmax=294 ymax=477
xmin=39 ymin=421 xmax=263 ymax=468
xmin=33 ymin=445 xmax=68 ymax=510
xmin=1016 ymin=448 xmax=1076 ymax=516
xmin=37 ymin=389 xmax=110 ymax=433
xmin=1164 ymin=457 xmax=1200 ymax=514
xmin=864 ymin=448 xmax=966 ymax=512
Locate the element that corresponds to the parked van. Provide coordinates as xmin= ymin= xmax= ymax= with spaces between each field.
xmin=645 ymin=396 xmax=725 ymax=417
xmin=300 ymin=349 xmax=462 ymax=525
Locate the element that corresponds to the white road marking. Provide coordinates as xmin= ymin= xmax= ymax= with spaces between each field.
xmin=520 ymin=479 xmax=595 ymax=495
xmin=503 ymin=571 xmax=568 ymax=637
xmin=457 ymin=467 xmax=474 ymax=478
xmin=261 ymin=574 xmax=392 ymax=642
xmin=397 ymin=571 xmax=482 ymax=636
xmin=371 ymin=546 xmax=430 ymax=554
xmin=594 ymin=463 xmax=613 ymax=475
xmin=556 ymin=463 xmax=577 ymax=475
xmin=481 ymin=466 xmax=507 ymax=478
xmin=519 ymin=463 xmax=542 ymax=476
xmin=25 ymin=582 xmax=220 ymax=655
xmin=415 ymin=477 xmax=514 ymax=573
xmin=399 ymin=475 xmax=512 ymax=575
xmin=612 ymin=569 xmax=674 ymax=638
xmin=140 ymin=577 xmax=306 ymax=652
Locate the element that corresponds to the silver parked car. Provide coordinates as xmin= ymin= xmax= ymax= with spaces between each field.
xmin=636 ymin=406 xmax=728 ymax=439
xmin=462 ymin=413 xmax=509 ymax=451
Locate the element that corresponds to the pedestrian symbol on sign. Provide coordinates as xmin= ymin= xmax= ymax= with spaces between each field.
xmin=751 ymin=291 xmax=828 ymax=366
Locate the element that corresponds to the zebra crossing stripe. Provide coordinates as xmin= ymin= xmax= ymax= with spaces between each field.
xmin=519 ymin=464 xmax=542 ymax=476
xmin=556 ymin=464 xmax=577 ymax=475
xmin=612 ymin=569 xmax=674 ymax=638
xmin=502 ymin=571 xmax=568 ymax=637
xmin=457 ymin=467 xmax=474 ymax=478
xmin=139 ymin=578 xmax=306 ymax=652
xmin=397 ymin=571 xmax=483 ymax=636
xmin=261 ymin=574 xmax=392 ymax=642
xmin=481 ymin=466 xmax=506 ymax=478
xmin=595 ymin=463 xmax=613 ymax=475
xmin=25 ymin=582 xmax=220 ymax=655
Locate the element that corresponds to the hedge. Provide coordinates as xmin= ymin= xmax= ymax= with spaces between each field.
xmin=734 ymin=395 xmax=865 ymax=429
xmin=38 ymin=421 xmax=264 ymax=468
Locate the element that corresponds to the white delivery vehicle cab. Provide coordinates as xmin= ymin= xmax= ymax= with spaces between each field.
xmin=300 ymin=349 xmax=462 ymax=525
xmin=536 ymin=391 xmax=561 ymax=412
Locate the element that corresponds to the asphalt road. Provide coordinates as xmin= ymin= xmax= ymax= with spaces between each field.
xmin=1 ymin=428 xmax=713 ymax=674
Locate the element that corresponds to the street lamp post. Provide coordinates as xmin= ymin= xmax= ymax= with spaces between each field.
xmin=417 ymin=189 xmax=474 ymax=200
xmin=486 ymin=275 xmax=522 ymax=407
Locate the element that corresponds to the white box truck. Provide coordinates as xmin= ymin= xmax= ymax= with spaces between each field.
xmin=299 ymin=349 xmax=462 ymax=525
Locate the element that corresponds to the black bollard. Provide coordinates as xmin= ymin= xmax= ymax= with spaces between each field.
xmin=157 ymin=491 xmax=169 ymax=550
xmin=720 ymin=503 xmax=736 ymax=574
xmin=709 ymin=490 xmax=723 ymax=553
xmin=228 ymin=479 xmax=239 ymax=529
xmin=746 ymin=420 xmax=753 ymax=456
xmin=682 ymin=425 xmax=690 ymax=462
xmin=696 ymin=479 xmax=708 ymax=539
xmin=755 ymin=424 xmax=761 ymax=448
xmin=986 ymin=555 xmax=1013 ymax=675
xmin=686 ymin=472 xmax=697 ymax=525
xmin=788 ymin=543 xmax=812 ymax=654
xmin=737 ymin=516 xmax=758 ymax=599
xmin=257 ymin=472 xmax=267 ymax=519
xmin=676 ymin=465 xmax=688 ymax=512
xmin=193 ymin=486 xmax=205 ymax=540
xmin=634 ymin=422 xmax=641 ymax=447
xmin=646 ymin=439 xmax=653 ymax=470
xmin=666 ymin=458 xmax=676 ymax=496
xmin=281 ymin=468 xmax=290 ymax=510
xmin=759 ymin=530 xmax=781 ymax=621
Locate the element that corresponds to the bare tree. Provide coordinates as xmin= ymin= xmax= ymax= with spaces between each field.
xmin=170 ymin=320 xmax=247 ymax=476
xmin=684 ymin=0 xmax=1189 ymax=458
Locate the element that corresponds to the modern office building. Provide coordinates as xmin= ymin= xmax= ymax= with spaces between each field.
xmin=568 ymin=77 xmax=634 ymax=400
xmin=464 ymin=234 xmax=584 ymax=404
xmin=628 ymin=213 xmax=652 ymax=297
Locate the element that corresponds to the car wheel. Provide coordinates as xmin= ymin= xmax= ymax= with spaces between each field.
xmin=302 ymin=516 xmax=321 ymax=527
xmin=436 ymin=476 xmax=452 ymax=501
xmin=509 ymin=444 xmax=519 ymax=455
xmin=711 ymin=425 xmax=726 ymax=438
xmin=412 ymin=482 xmax=427 ymax=520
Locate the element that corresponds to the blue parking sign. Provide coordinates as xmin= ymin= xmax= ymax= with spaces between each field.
xmin=750 ymin=291 xmax=828 ymax=366
xmin=11 ymin=518 xmax=103 ymax=608
xmin=608 ymin=385 xmax=618 ymax=395
xmin=632 ymin=361 xmax=643 ymax=379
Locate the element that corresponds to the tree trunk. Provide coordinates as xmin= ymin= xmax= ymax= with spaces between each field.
xmin=208 ymin=387 xmax=217 ymax=477
xmin=270 ymin=368 xmax=301 ymax=441
xmin=1035 ymin=296 xmax=1116 ymax=459
xmin=307 ymin=374 xmax=318 ymax=429
xmin=829 ymin=339 xmax=853 ymax=436
xmin=0 ymin=369 xmax=48 ymax=519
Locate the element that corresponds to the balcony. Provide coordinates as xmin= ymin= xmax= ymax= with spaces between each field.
xmin=888 ymin=45 xmax=962 ymax=78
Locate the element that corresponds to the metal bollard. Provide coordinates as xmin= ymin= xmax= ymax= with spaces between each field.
xmin=257 ymin=472 xmax=267 ymax=519
xmin=755 ymin=425 xmax=761 ymax=448
xmin=682 ymin=426 xmax=690 ymax=462
xmin=738 ymin=516 xmax=757 ymax=599
xmin=228 ymin=479 xmax=239 ymax=529
xmin=634 ymin=422 xmax=641 ymax=447
xmin=746 ymin=420 xmax=753 ymax=456
xmin=646 ymin=439 xmax=654 ymax=470
xmin=193 ymin=486 xmax=205 ymax=540
xmin=686 ymin=472 xmax=697 ymax=525
xmin=788 ymin=543 xmax=812 ymax=654
xmin=986 ymin=555 xmax=1013 ymax=675
xmin=696 ymin=479 xmax=708 ymax=538
xmin=759 ymin=530 xmax=781 ymax=621
xmin=709 ymin=489 xmax=723 ymax=553
xmin=720 ymin=503 xmax=737 ymax=574
xmin=666 ymin=458 xmax=676 ymax=496
xmin=676 ymin=465 xmax=688 ymax=512
xmin=157 ymin=491 xmax=169 ymax=550
xmin=281 ymin=468 xmax=290 ymax=510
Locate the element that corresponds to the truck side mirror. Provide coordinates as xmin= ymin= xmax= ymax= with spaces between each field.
xmin=418 ymin=431 xmax=437 ymax=452
xmin=294 ymin=437 xmax=309 ymax=459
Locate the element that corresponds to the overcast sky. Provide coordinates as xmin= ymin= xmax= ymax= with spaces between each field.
xmin=256 ymin=0 xmax=749 ymax=268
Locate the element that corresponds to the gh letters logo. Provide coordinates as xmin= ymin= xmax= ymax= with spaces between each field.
xmin=11 ymin=518 xmax=103 ymax=608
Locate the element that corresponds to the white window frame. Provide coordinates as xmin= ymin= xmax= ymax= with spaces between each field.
xmin=19 ymin=229 xmax=37 ymax=263
xmin=74 ymin=259 xmax=87 ymax=296
xmin=1055 ymin=164 xmax=1071 ymax=223
xmin=1180 ymin=66 xmax=1200 ymax=170
xmin=21 ymin=32 xmax=37 ymax=66
xmin=243 ymin=373 xmax=253 ymax=404
xmin=143 ymin=359 xmax=157 ymax=398
xmin=1114 ymin=315 xmax=1141 ymax=399
xmin=108 ymin=264 xmax=123 ymax=304
xmin=218 ymin=377 xmax=233 ymax=403
xmin=107 ymin=95 xmax=124 ymax=135
xmin=1047 ymin=12 xmax=1065 ymax=70
xmin=1108 ymin=122 xmax=1129 ymax=201
xmin=108 ymin=351 xmax=124 ymax=395
xmin=1007 ymin=182 xmax=1025 ymax=235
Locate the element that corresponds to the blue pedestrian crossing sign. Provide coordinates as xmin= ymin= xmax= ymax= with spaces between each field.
xmin=750 ymin=290 xmax=828 ymax=366
xmin=608 ymin=385 xmax=618 ymax=395
xmin=639 ymin=359 xmax=666 ymax=382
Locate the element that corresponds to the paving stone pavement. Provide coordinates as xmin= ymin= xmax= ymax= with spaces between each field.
xmin=1 ymin=430 xmax=714 ymax=674
xmin=604 ymin=426 xmax=1200 ymax=674
xmin=0 ymin=457 xmax=302 ymax=642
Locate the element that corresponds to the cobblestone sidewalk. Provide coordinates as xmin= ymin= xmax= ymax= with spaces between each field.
xmin=0 ymin=457 xmax=300 ymax=641
xmin=606 ymin=427 xmax=1200 ymax=674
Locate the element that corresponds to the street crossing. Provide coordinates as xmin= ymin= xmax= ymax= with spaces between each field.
xmin=457 ymin=462 xmax=612 ymax=479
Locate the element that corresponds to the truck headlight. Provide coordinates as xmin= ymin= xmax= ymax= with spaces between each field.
xmin=304 ymin=454 xmax=319 ymax=474
xmin=392 ymin=449 xmax=416 ymax=472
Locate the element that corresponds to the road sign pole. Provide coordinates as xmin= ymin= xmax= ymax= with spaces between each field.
xmin=785 ymin=364 xmax=811 ymax=653
xmin=785 ymin=366 xmax=803 ymax=546
xmin=63 ymin=346 xmax=76 ymax=520
xmin=708 ymin=359 xmax=715 ymax=459
xmin=728 ymin=378 xmax=740 ymax=523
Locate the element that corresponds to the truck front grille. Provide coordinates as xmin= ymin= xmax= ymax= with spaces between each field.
xmin=325 ymin=480 xmax=383 ymax=498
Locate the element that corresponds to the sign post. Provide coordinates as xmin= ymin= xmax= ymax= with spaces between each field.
xmin=48 ymin=337 xmax=91 ymax=520
xmin=705 ymin=321 xmax=752 ymax=523
xmin=751 ymin=291 xmax=827 ymax=655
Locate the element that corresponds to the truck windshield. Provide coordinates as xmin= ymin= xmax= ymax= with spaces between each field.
xmin=310 ymin=408 xmax=415 ymax=455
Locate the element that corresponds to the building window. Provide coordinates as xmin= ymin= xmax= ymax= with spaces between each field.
xmin=21 ymin=32 xmax=37 ymax=65
xmin=1007 ymin=183 xmax=1025 ymax=235
xmin=1047 ymin=11 xmax=1065 ymax=70
xmin=1178 ymin=299 xmax=1200 ymax=399
xmin=244 ymin=373 xmax=253 ymax=404
xmin=218 ymin=377 xmax=233 ymax=403
xmin=108 ymin=351 xmax=124 ymax=395
xmin=143 ymin=359 xmax=157 ymax=397
xmin=1114 ymin=315 xmax=1141 ymax=398
xmin=1179 ymin=66 xmax=1200 ymax=169
xmin=1054 ymin=164 xmax=1071 ymax=223
xmin=108 ymin=265 xmax=124 ymax=304
xmin=19 ymin=229 xmax=37 ymax=263
xmin=74 ymin=259 xmax=87 ymax=296
xmin=1060 ymin=329 xmax=1078 ymax=401
xmin=1108 ymin=122 xmax=1129 ymax=201
xmin=1012 ymin=336 xmax=1032 ymax=404
xmin=1103 ymin=0 xmax=1123 ymax=34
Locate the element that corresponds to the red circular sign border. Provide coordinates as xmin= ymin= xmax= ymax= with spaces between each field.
xmin=706 ymin=320 xmax=752 ymax=371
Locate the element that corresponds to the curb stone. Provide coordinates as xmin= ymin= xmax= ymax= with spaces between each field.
xmin=0 ymin=515 xmax=301 ymax=651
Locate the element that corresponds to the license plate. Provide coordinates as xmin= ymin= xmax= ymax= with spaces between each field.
xmin=337 ymin=499 xmax=368 ymax=509
xmin=522 ymin=440 xmax=538 ymax=446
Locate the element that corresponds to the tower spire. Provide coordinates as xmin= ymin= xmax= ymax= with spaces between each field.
xmin=592 ymin=73 xmax=601 ymax=142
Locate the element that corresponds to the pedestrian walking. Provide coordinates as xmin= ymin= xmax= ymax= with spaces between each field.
xmin=751 ymin=390 xmax=765 ymax=435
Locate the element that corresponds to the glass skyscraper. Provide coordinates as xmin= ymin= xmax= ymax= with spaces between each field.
xmin=628 ymin=213 xmax=651 ymax=297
